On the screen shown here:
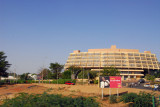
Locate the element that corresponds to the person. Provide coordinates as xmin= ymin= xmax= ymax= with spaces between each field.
xmin=154 ymin=84 xmax=158 ymax=91
xmin=100 ymin=77 xmax=110 ymax=88
xmin=151 ymin=85 xmax=154 ymax=91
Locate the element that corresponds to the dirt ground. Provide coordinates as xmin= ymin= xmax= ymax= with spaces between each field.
xmin=0 ymin=83 xmax=160 ymax=107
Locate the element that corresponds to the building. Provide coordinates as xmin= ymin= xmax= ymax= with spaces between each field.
xmin=64 ymin=45 xmax=160 ymax=80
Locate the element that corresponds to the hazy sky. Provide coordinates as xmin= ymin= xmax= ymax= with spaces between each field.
xmin=0 ymin=0 xmax=160 ymax=74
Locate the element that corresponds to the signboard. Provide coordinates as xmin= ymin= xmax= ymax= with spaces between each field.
xmin=99 ymin=76 xmax=110 ymax=88
xmin=109 ymin=76 xmax=122 ymax=88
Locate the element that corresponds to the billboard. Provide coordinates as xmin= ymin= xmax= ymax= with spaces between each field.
xmin=100 ymin=76 xmax=110 ymax=88
xmin=109 ymin=76 xmax=122 ymax=88
xmin=99 ymin=76 xmax=121 ymax=88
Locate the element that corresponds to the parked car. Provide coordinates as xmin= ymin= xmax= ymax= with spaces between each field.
xmin=138 ymin=79 xmax=145 ymax=83
xmin=144 ymin=83 xmax=150 ymax=87
xmin=65 ymin=81 xmax=75 ymax=85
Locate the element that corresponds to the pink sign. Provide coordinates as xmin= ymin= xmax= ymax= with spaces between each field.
xmin=109 ymin=76 xmax=122 ymax=88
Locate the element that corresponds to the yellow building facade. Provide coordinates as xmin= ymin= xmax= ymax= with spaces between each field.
xmin=65 ymin=45 xmax=160 ymax=80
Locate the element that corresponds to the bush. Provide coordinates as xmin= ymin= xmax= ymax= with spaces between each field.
xmin=94 ymin=80 xmax=98 ymax=84
xmin=0 ymin=80 xmax=5 ymax=85
xmin=58 ymin=79 xmax=65 ymax=84
xmin=109 ymin=95 xmax=117 ymax=103
xmin=17 ymin=80 xmax=25 ymax=84
xmin=120 ymin=93 xmax=138 ymax=103
xmin=120 ymin=92 xmax=156 ymax=107
xmin=1 ymin=92 xmax=99 ymax=107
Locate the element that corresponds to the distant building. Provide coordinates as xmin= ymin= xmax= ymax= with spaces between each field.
xmin=1 ymin=76 xmax=17 ymax=80
xmin=65 ymin=45 xmax=160 ymax=80
xmin=28 ymin=74 xmax=37 ymax=80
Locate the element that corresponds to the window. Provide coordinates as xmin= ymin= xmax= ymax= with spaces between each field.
xmin=88 ymin=53 xmax=94 ymax=55
xmin=128 ymin=57 xmax=134 ymax=59
xmin=108 ymin=60 xmax=114 ymax=62
xmin=102 ymin=53 xmax=108 ymax=55
xmin=141 ymin=57 xmax=146 ymax=60
xmin=108 ymin=53 xmax=114 ymax=55
xmin=140 ymin=54 xmax=145 ymax=56
xmin=129 ymin=64 xmax=135 ymax=67
xmin=108 ymin=56 xmax=114 ymax=59
xmin=134 ymin=53 xmax=139 ymax=56
xmin=146 ymin=54 xmax=150 ymax=57
xmin=95 ymin=53 xmax=101 ymax=55
xmin=128 ymin=53 xmax=133 ymax=56
xmin=115 ymin=56 xmax=121 ymax=59
xmin=129 ymin=60 xmax=135 ymax=63
xmin=114 ymin=53 xmax=121 ymax=55
xmin=136 ymin=64 xmax=141 ymax=67
xmin=136 ymin=61 xmax=141 ymax=63
xmin=142 ymin=61 xmax=146 ymax=64
xmin=147 ymin=58 xmax=151 ymax=60
xmin=135 ymin=57 xmax=140 ymax=60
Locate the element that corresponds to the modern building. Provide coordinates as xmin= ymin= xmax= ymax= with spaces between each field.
xmin=65 ymin=45 xmax=160 ymax=80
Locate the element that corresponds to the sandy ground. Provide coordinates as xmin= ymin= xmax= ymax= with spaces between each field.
xmin=0 ymin=83 xmax=160 ymax=107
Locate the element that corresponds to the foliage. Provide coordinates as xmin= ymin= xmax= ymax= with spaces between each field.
xmin=78 ymin=70 xmax=88 ymax=79
xmin=0 ymin=52 xmax=11 ymax=80
xmin=62 ymin=70 xmax=71 ymax=79
xmin=109 ymin=95 xmax=117 ymax=103
xmin=49 ymin=62 xmax=64 ymax=79
xmin=78 ymin=70 xmax=97 ymax=79
xmin=120 ymin=91 xmax=155 ymax=107
xmin=145 ymin=74 xmax=155 ymax=82
xmin=94 ymin=80 xmax=98 ymax=84
xmin=154 ymin=70 xmax=160 ymax=78
xmin=120 ymin=93 xmax=138 ymax=103
xmin=1 ymin=92 xmax=99 ymax=107
xmin=38 ymin=68 xmax=50 ymax=79
xmin=89 ymin=71 xmax=97 ymax=79
xmin=101 ymin=66 xmax=120 ymax=76
xmin=67 ymin=65 xmax=81 ymax=79
xmin=20 ymin=73 xmax=33 ymax=80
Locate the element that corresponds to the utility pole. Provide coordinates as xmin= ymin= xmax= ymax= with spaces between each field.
xmin=83 ymin=67 xmax=84 ymax=85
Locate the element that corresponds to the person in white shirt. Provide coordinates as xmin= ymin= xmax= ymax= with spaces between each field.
xmin=100 ymin=77 xmax=110 ymax=88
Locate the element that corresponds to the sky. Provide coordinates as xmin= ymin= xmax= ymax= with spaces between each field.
xmin=0 ymin=0 xmax=160 ymax=74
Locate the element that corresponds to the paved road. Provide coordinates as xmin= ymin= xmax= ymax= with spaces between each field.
xmin=122 ymin=82 xmax=160 ymax=91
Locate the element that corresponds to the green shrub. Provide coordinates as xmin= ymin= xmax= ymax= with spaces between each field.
xmin=120 ymin=92 xmax=156 ymax=107
xmin=1 ymin=92 xmax=99 ymax=107
xmin=58 ymin=79 xmax=65 ymax=84
xmin=94 ymin=80 xmax=98 ymax=84
xmin=17 ymin=80 xmax=25 ymax=84
xmin=134 ymin=91 xmax=154 ymax=107
xmin=32 ymin=80 xmax=36 ymax=83
xmin=120 ymin=93 xmax=138 ymax=103
xmin=51 ymin=80 xmax=57 ymax=84
xmin=109 ymin=95 xmax=117 ymax=103
xmin=50 ymin=79 xmax=76 ymax=84
xmin=72 ymin=79 xmax=76 ymax=84
xmin=0 ymin=80 xmax=5 ymax=85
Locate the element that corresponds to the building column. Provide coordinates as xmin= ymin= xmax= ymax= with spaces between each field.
xmin=122 ymin=75 xmax=124 ymax=80
xmin=128 ymin=75 xmax=130 ymax=78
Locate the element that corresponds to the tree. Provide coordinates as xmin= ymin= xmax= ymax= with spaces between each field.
xmin=101 ymin=66 xmax=120 ymax=76
xmin=38 ymin=68 xmax=50 ymax=79
xmin=20 ymin=73 xmax=32 ymax=80
xmin=49 ymin=62 xmax=63 ymax=79
xmin=78 ymin=70 xmax=97 ymax=79
xmin=0 ymin=52 xmax=11 ymax=80
xmin=145 ymin=74 xmax=155 ymax=82
xmin=62 ymin=70 xmax=71 ymax=79
xmin=154 ymin=70 xmax=160 ymax=78
xmin=67 ymin=65 xmax=81 ymax=79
